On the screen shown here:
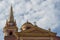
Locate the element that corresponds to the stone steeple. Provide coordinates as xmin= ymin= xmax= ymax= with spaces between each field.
xmin=9 ymin=5 xmax=14 ymax=22
xmin=3 ymin=5 xmax=18 ymax=37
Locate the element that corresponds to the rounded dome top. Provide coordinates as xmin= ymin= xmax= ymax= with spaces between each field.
xmin=21 ymin=21 xmax=33 ymax=31
xmin=22 ymin=21 xmax=33 ymax=26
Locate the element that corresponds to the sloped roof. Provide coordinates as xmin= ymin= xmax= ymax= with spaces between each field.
xmin=15 ymin=25 xmax=56 ymax=37
xmin=11 ymin=21 xmax=57 ymax=37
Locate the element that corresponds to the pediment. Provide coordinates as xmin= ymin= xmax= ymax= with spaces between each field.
xmin=15 ymin=26 xmax=56 ymax=37
xmin=20 ymin=26 xmax=56 ymax=35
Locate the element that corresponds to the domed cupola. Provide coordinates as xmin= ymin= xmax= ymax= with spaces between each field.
xmin=21 ymin=20 xmax=34 ymax=31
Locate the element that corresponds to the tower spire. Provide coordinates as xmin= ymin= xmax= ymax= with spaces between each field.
xmin=9 ymin=5 xmax=14 ymax=22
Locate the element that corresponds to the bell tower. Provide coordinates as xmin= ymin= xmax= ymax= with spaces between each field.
xmin=3 ymin=5 xmax=18 ymax=37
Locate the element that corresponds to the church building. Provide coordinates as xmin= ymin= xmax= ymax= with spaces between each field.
xmin=3 ymin=6 xmax=60 ymax=40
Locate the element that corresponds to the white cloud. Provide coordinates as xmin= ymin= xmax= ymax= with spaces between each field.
xmin=0 ymin=0 xmax=59 ymax=30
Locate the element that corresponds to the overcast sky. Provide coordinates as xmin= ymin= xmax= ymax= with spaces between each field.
xmin=0 ymin=0 xmax=60 ymax=40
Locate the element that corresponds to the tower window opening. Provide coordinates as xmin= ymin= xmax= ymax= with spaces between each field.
xmin=9 ymin=32 xmax=13 ymax=35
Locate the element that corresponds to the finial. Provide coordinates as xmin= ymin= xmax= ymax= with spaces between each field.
xmin=48 ymin=28 xmax=51 ymax=31
xmin=6 ymin=19 xmax=8 ymax=25
xmin=34 ymin=22 xmax=36 ymax=25
xmin=14 ymin=20 xmax=17 ymax=25
xmin=27 ymin=19 xmax=29 ymax=23
xmin=34 ymin=21 xmax=37 ymax=27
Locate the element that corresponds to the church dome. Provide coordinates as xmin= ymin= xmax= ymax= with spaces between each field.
xmin=21 ymin=21 xmax=33 ymax=31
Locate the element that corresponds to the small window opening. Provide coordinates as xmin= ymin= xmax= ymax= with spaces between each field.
xmin=9 ymin=32 xmax=13 ymax=35
xmin=26 ymin=27 xmax=30 ymax=29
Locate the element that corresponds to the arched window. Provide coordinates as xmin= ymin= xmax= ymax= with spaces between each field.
xmin=26 ymin=27 xmax=30 ymax=29
xmin=9 ymin=31 xmax=13 ymax=35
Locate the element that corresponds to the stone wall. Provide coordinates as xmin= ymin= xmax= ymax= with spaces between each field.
xmin=4 ymin=36 xmax=17 ymax=40
xmin=19 ymin=37 xmax=54 ymax=40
